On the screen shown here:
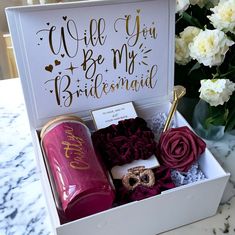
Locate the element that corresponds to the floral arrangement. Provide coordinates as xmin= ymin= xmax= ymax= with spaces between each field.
xmin=175 ymin=0 xmax=235 ymax=136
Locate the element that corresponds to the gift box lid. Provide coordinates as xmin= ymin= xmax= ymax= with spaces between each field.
xmin=6 ymin=0 xmax=175 ymax=128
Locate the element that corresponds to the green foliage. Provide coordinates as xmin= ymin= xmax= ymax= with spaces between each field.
xmin=226 ymin=94 xmax=235 ymax=131
xmin=205 ymin=106 xmax=228 ymax=129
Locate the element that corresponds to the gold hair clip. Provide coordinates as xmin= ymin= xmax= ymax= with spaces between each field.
xmin=122 ymin=166 xmax=155 ymax=191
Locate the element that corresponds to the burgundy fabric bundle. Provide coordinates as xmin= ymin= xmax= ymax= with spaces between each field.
xmin=92 ymin=117 xmax=157 ymax=168
xmin=113 ymin=166 xmax=175 ymax=204
xmin=92 ymin=117 xmax=175 ymax=204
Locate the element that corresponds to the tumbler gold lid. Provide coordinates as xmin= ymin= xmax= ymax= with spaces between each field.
xmin=40 ymin=115 xmax=84 ymax=139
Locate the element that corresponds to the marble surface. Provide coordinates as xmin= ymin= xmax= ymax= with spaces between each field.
xmin=0 ymin=78 xmax=235 ymax=235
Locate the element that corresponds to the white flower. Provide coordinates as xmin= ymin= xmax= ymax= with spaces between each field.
xmin=180 ymin=26 xmax=202 ymax=44
xmin=175 ymin=37 xmax=191 ymax=65
xmin=199 ymin=79 xmax=235 ymax=106
xmin=175 ymin=27 xmax=201 ymax=65
xmin=176 ymin=0 xmax=190 ymax=13
xmin=189 ymin=29 xmax=234 ymax=67
xmin=208 ymin=0 xmax=235 ymax=34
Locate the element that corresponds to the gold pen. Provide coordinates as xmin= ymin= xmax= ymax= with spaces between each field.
xmin=163 ymin=85 xmax=186 ymax=132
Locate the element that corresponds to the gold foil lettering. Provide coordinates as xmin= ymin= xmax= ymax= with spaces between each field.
xmin=46 ymin=64 xmax=158 ymax=106
xmin=54 ymin=75 xmax=73 ymax=107
xmin=86 ymin=18 xmax=107 ymax=46
xmin=114 ymin=11 xmax=157 ymax=47
xmin=61 ymin=126 xmax=89 ymax=170
xmin=81 ymin=49 xmax=105 ymax=79
xmin=111 ymin=44 xmax=137 ymax=75
xmin=41 ymin=11 xmax=159 ymax=108
xmin=48 ymin=20 xmax=79 ymax=58
xmin=70 ymin=160 xmax=89 ymax=170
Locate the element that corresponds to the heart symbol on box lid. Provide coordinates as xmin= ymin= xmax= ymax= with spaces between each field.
xmin=45 ymin=64 xmax=53 ymax=72
xmin=55 ymin=60 xmax=61 ymax=66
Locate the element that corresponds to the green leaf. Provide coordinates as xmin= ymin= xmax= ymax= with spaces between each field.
xmin=228 ymin=64 xmax=235 ymax=70
xmin=205 ymin=116 xmax=226 ymax=129
xmin=225 ymin=108 xmax=235 ymax=131
xmin=205 ymin=106 xmax=227 ymax=128
xmin=188 ymin=62 xmax=201 ymax=75
xmin=227 ymin=32 xmax=235 ymax=41
xmin=176 ymin=14 xmax=183 ymax=24
xmin=219 ymin=65 xmax=235 ymax=78
xmin=182 ymin=12 xmax=203 ymax=29
xmin=206 ymin=2 xmax=214 ymax=9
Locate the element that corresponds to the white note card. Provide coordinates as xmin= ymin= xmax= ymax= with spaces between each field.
xmin=92 ymin=102 xmax=138 ymax=129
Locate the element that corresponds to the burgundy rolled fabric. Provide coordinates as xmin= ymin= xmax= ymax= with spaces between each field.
xmin=114 ymin=166 xmax=175 ymax=204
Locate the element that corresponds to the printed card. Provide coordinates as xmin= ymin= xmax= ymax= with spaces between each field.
xmin=91 ymin=102 xmax=137 ymax=129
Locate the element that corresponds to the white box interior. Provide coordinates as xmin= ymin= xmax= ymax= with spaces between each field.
xmin=31 ymin=103 xmax=230 ymax=235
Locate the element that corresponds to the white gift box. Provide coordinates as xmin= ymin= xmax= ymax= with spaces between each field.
xmin=6 ymin=0 xmax=230 ymax=234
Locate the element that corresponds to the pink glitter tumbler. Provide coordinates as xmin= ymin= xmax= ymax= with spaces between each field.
xmin=40 ymin=116 xmax=115 ymax=222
